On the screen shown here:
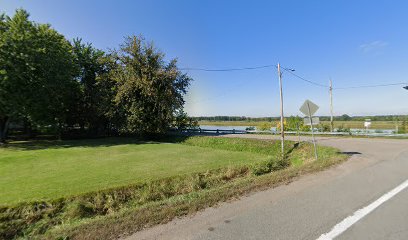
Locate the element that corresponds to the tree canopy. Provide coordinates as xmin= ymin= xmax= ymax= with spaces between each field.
xmin=0 ymin=9 xmax=193 ymax=142
xmin=113 ymin=36 xmax=191 ymax=134
xmin=0 ymin=9 xmax=78 ymax=140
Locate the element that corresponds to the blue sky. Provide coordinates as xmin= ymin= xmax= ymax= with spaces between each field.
xmin=2 ymin=0 xmax=408 ymax=117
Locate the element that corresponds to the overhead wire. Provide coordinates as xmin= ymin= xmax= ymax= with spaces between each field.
xmin=179 ymin=64 xmax=276 ymax=72
xmin=281 ymin=67 xmax=408 ymax=89
xmin=281 ymin=67 xmax=329 ymax=88
xmin=333 ymin=82 xmax=408 ymax=90
xmin=180 ymin=63 xmax=408 ymax=90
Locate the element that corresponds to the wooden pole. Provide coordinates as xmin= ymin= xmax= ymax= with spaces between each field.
xmin=330 ymin=79 xmax=334 ymax=132
xmin=278 ymin=63 xmax=284 ymax=157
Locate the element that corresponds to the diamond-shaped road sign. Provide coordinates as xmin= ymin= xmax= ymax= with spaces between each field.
xmin=299 ymin=100 xmax=319 ymax=116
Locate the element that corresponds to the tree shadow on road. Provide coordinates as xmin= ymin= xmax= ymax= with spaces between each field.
xmin=339 ymin=151 xmax=362 ymax=156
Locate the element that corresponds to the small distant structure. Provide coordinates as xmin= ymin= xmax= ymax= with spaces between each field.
xmin=364 ymin=119 xmax=371 ymax=132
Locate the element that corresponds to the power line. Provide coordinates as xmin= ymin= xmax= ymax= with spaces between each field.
xmin=281 ymin=67 xmax=329 ymax=88
xmin=179 ymin=64 xmax=276 ymax=72
xmin=334 ymin=82 xmax=408 ymax=90
xmin=180 ymin=63 xmax=408 ymax=90
xmin=181 ymin=64 xmax=331 ymax=88
xmin=281 ymin=67 xmax=408 ymax=90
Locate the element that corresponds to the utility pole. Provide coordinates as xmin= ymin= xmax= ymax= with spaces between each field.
xmin=277 ymin=63 xmax=284 ymax=157
xmin=329 ymin=79 xmax=334 ymax=132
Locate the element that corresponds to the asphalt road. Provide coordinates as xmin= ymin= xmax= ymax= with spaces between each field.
xmin=126 ymin=135 xmax=408 ymax=240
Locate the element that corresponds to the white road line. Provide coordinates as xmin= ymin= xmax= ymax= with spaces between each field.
xmin=317 ymin=178 xmax=408 ymax=240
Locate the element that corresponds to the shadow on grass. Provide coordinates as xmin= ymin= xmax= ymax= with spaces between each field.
xmin=284 ymin=142 xmax=300 ymax=156
xmin=0 ymin=136 xmax=176 ymax=151
xmin=1 ymin=133 xmax=274 ymax=151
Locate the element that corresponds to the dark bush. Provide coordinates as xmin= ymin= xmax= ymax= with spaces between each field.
xmin=251 ymin=158 xmax=289 ymax=176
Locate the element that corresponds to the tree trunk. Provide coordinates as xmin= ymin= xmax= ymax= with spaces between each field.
xmin=57 ymin=121 xmax=63 ymax=140
xmin=24 ymin=118 xmax=34 ymax=138
xmin=0 ymin=116 xmax=10 ymax=144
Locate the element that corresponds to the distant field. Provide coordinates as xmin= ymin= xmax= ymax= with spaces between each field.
xmin=198 ymin=120 xmax=400 ymax=129
xmin=321 ymin=121 xmax=398 ymax=129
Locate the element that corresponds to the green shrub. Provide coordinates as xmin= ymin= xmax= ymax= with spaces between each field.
xmin=285 ymin=116 xmax=303 ymax=131
xmin=300 ymin=125 xmax=310 ymax=132
xmin=398 ymin=120 xmax=407 ymax=133
xmin=251 ymin=158 xmax=289 ymax=176
xmin=336 ymin=124 xmax=350 ymax=133
xmin=251 ymin=160 xmax=272 ymax=176
xmin=257 ymin=122 xmax=272 ymax=131
xmin=270 ymin=158 xmax=289 ymax=171
xmin=319 ymin=124 xmax=331 ymax=132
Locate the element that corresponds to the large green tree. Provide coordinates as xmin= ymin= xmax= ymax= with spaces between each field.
xmin=0 ymin=10 xmax=35 ymax=142
xmin=71 ymin=39 xmax=107 ymax=134
xmin=0 ymin=9 xmax=77 ymax=141
xmin=1 ymin=10 xmax=194 ymax=141
xmin=113 ymin=36 xmax=192 ymax=135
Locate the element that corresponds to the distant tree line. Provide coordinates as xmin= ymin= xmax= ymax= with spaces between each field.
xmin=0 ymin=9 xmax=194 ymax=142
xmin=194 ymin=114 xmax=408 ymax=122
xmin=194 ymin=116 xmax=281 ymax=122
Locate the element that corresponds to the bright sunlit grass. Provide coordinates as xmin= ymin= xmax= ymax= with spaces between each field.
xmin=0 ymin=138 xmax=269 ymax=205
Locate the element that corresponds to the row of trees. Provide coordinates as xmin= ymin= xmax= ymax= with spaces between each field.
xmin=194 ymin=114 xmax=408 ymax=122
xmin=194 ymin=116 xmax=281 ymax=122
xmin=0 ymin=9 xmax=193 ymax=142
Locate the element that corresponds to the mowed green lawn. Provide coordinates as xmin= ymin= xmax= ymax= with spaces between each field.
xmin=0 ymin=138 xmax=269 ymax=205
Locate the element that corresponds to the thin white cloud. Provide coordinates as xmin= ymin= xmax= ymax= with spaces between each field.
xmin=359 ymin=40 xmax=388 ymax=53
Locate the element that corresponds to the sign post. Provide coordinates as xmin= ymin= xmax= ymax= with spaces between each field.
xmin=300 ymin=100 xmax=319 ymax=160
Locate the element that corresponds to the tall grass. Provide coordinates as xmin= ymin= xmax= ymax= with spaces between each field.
xmin=0 ymin=166 xmax=252 ymax=239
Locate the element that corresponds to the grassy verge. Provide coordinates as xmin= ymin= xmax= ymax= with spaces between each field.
xmin=0 ymin=138 xmax=268 ymax=205
xmin=0 ymin=136 xmax=347 ymax=239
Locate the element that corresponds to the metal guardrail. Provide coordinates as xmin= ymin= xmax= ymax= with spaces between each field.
xmin=182 ymin=128 xmax=408 ymax=137
xmin=183 ymin=128 xmax=247 ymax=134
xmin=284 ymin=131 xmax=408 ymax=137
